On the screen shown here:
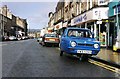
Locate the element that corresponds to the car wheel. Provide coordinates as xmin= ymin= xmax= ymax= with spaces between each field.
xmin=82 ymin=55 xmax=89 ymax=61
xmin=60 ymin=51 xmax=63 ymax=56
xmin=42 ymin=42 xmax=45 ymax=46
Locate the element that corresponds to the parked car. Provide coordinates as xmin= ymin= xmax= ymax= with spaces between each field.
xmin=60 ymin=27 xmax=100 ymax=60
xmin=21 ymin=36 xmax=26 ymax=40
xmin=9 ymin=36 xmax=17 ymax=41
xmin=37 ymin=37 xmax=42 ymax=43
xmin=17 ymin=37 xmax=22 ymax=40
xmin=4 ymin=36 xmax=9 ymax=41
xmin=25 ymin=36 xmax=29 ymax=39
xmin=41 ymin=34 xmax=59 ymax=46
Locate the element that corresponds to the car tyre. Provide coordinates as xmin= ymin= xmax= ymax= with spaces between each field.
xmin=60 ymin=51 xmax=63 ymax=56
xmin=42 ymin=42 xmax=45 ymax=46
xmin=82 ymin=55 xmax=88 ymax=61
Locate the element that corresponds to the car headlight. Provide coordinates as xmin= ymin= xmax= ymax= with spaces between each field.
xmin=71 ymin=41 xmax=77 ymax=47
xmin=94 ymin=44 xmax=99 ymax=48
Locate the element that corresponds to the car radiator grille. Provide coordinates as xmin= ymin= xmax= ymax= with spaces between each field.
xmin=78 ymin=43 xmax=93 ymax=47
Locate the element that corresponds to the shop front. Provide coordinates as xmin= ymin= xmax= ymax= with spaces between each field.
xmin=109 ymin=2 xmax=120 ymax=51
xmin=108 ymin=1 xmax=120 ymax=51
xmin=54 ymin=22 xmax=63 ymax=35
xmin=71 ymin=7 xmax=109 ymax=47
xmin=47 ymin=27 xmax=54 ymax=33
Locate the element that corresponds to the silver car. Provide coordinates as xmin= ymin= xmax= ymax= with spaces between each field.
xmin=9 ymin=36 xmax=17 ymax=41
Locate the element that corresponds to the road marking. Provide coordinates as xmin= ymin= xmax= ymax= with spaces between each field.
xmin=56 ymin=47 xmax=120 ymax=74
xmin=89 ymin=59 xmax=120 ymax=74
xmin=0 ymin=44 xmax=7 ymax=46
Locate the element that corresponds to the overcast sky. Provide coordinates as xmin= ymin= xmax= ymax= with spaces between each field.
xmin=2 ymin=2 xmax=58 ymax=29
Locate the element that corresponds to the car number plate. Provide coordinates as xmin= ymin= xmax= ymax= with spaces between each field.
xmin=77 ymin=50 xmax=92 ymax=54
xmin=49 ymin=39 xmax=55 ymax=41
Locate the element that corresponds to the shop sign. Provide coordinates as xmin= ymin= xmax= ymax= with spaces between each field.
xmin=73 ymin=14 xmax=87 ymax=24
xmin=93 ymin=7 xmax=108 ymax=20
xmin=71 ymin=11 xmax=92 ymax=26
xmin=71 ymin=7 xmax=108 ymax=26
xmin=54 ymin=22 xmax=62 ymax=30
xmin=98 ymin=0 xmax=108 ymax=6
xmin=48 ymin=26 xmax=54 ymax=30
xmin=56 ymin=25 xmax=59 ymax=29
xmin=63 ymin=22 xmax=67 ymax=27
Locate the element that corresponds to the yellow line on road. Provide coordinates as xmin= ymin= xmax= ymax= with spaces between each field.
xmin=56 ymin=47 xmax=120 ymax=74
xmin=89 ymin=59 xmax=120 ymax=74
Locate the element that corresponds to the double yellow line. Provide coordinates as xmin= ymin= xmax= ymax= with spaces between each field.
xmin=89 ymin=59 xmax=120 ymax=74
xmin=56 ymin=47 xmax=120 ymax=74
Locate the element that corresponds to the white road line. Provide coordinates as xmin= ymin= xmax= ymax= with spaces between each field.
xmin=0 ymin=44 xmax=7 ymax=46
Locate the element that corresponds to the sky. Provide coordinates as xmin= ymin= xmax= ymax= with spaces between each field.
xmin=2 ymin=2 xmax=58 ymax=29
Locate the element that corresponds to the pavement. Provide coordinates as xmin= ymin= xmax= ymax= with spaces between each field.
xmin=91 ymin=48 xmax=120 ymax=68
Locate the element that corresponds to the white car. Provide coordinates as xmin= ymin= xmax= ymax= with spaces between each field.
xmin=9 ymin=36 xmax=17 ymax=41
xmin=21 ymin=36 xmax=26 ymax=40
xmin=37 ymin=37 xmax=42 ymax=44
xmin=17 ymin=37 xmax=22 ymax=40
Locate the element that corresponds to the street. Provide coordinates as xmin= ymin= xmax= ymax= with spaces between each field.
xmin=1 ymin=39 xmax=120 ymax=77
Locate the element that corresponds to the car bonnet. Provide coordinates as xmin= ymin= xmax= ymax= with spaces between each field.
xmin=70 ymin=37 xmax=96 ymax=44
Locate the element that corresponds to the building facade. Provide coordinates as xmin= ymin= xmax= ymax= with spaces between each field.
xmin=0 ymin=5 xmax=28 ymax=39
xmin=48 ymin=0 xmax=110 ymax=47
xmin=108 ymin=0 xmax=120 ymax=49
xmin=70 ymin=0 xmax=109 ymax=47
xmin=48 ymin=12 xmax=55 ymax=33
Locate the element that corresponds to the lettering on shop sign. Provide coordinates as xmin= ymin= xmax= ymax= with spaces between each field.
xmin=74 ymin=14 xmax=87 ymax=24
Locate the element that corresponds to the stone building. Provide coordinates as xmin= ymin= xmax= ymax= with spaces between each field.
xmin=0 ymin=5 xmax=12 ymax=36
xmin=70 ymin=0 xmax=109 ymax=47
xmin=54 ymin=1 xmax=64 ymax=31
xmin=48 ymin=0 xmax=110 ymax=47
xmin=0 ymin=5 xmax=28 ymax=38
xmin=48 ymin=12 xmax=54 ymax=33
xmin=16 ymin=16 xmax=28 ymax=36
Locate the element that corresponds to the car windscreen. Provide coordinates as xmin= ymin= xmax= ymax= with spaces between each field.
xmin=67 ymin=29 xmax=92 ymax=38
xmin=45 ymin=34 xmax=58 ymax=37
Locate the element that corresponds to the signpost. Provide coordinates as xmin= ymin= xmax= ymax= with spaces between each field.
xmin=97 ymin=10 xmax=102 ymax=41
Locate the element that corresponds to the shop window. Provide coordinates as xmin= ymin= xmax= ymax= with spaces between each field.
xmin=100 ymin=24 xmax=106 ymax=33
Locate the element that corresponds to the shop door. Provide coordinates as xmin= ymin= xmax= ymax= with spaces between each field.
xmin=109 ymin=22 xmax=115 ymax=48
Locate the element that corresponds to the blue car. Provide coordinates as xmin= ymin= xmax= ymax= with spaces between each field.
xmin=60 ymin=27 xmax=100 ymax=60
